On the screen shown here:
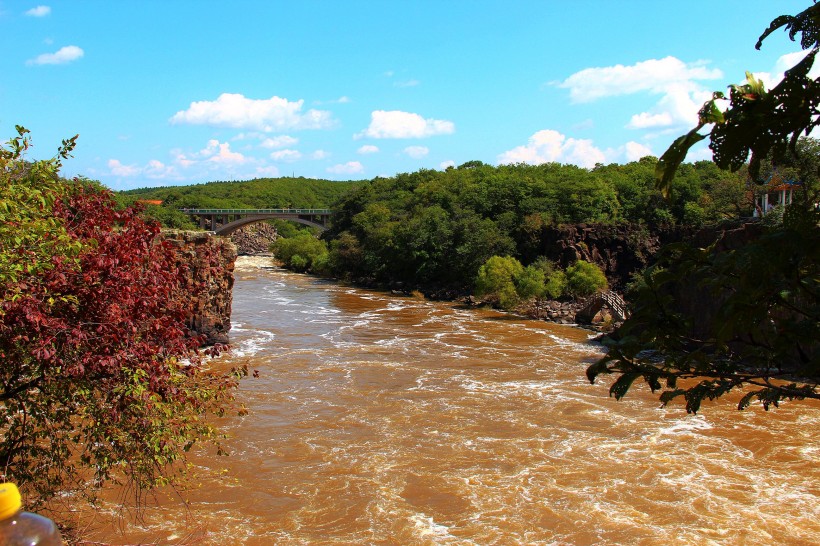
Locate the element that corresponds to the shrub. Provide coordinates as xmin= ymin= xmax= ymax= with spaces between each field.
xmin=0 ymin=127 xmax=243 ymax=513
xmin=565 ymin=260 xmax=608 ymax=298
xmin=289 ymin=254 xmax=308 ymax=271
xmin=544 ymin=269 xmax=568 ymax=299
xmin=514 ymin=265 xmax=546 ymax=300
xmin=272 ymin=232 xmax=328 ymax=272
xmin=475 ymin=255 xmax=523 ymax=310
xmin=531 ymin=257 xmax=567 ymax=299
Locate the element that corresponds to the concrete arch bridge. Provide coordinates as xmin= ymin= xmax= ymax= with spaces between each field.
xmin=181 ymin=208 xmax=333 ymax=235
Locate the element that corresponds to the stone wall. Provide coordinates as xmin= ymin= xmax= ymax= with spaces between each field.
xmin=161 ymin=231 xmax=236 ymax=345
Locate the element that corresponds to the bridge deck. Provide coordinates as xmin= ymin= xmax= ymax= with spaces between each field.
xmin=182 ymin=208 xmax=332 ymax=215
xmin=180 ymin=208 xmax=334 ymax=235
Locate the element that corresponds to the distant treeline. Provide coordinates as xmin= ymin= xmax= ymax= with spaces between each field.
xmin=117 ymin=176 xmax=362 ymax=229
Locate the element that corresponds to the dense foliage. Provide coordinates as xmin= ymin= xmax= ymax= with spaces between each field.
xmin=271 ymin=232 xmax=330 ymax=273
xmin=321 ymin=159 xmax=747 ymax=292
xmin=565 ymin=260 xmax=609 ymax=298
xmin=589 ymin=3 xmax=820 ymax=412
xmin=473 ymin=255 xmax=605 ymax=310
xmin=0 ymin=128 xmax=244 ymax=511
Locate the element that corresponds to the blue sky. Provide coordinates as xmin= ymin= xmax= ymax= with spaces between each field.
xmin=0 ymin=1 xmax=814 ymax=190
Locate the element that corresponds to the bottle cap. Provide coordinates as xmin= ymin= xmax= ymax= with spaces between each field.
xmin=0 ymin=483 xmax=22 ymax=520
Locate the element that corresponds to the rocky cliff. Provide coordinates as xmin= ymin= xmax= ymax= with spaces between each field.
xmin=537 ymin=223 xmax=686 ymax=289
xmin=161 ymin=231 xmax=236 ymax=345
xmin=230 ymin=222 xmax=278 ymax=255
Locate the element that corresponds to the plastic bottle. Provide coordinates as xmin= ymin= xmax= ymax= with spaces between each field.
xmin=0 ymin=483 xmax=62 ymax=546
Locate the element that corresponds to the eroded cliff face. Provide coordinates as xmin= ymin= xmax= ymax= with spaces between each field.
xmin=537 ymin=223 xmax=686 ymax=289
xmin=230 ymin=222 xmax=278 ymax=255
xmin=161 ymin=231 xmax=236 ymax=345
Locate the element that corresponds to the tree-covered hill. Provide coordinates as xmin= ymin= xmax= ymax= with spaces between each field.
xmin=120 ymin=176 xmax=363 ymax=209
xmin=320 ymin=158 xmax=748 ymax=291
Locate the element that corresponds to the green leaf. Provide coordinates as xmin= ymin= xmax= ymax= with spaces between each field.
xmin=659 ymin=389 xmax=686 ymax=406
xmin=698 ymin=98 xmax=725 ymax=125
xmin=655 ymin=126 xmax=707 ymax=198
xmin=609 ymin=372 xmax=640 ymax=400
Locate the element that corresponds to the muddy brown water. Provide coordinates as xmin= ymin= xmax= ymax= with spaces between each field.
xmin=85 ymin=257 xmax=820 ymax=545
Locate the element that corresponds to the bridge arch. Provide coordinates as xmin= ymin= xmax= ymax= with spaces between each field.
xmin=215 ymin=215 xmax=327 ymax=236
xmin=180 ymin=209 xmax=333 ymax=235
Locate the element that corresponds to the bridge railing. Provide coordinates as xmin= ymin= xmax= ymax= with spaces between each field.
xmin=181 ymin=208 xmax=333 ymax=215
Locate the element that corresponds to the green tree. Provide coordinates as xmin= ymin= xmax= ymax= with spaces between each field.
xmin=515 ymin=265 xmax=547 ymax=300
xmin=272 ymin=232 xmax=329 ymax=273
xmin=588 ymin=4 xmax=820 ymax=412
xmin=565 ymin=260 xmax=608 ymax=298
xmin=475 ymin=256 xmax=524 ymax=310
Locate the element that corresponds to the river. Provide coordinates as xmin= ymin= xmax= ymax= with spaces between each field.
xmin=87 ymin=256 xmax=820 ymax=545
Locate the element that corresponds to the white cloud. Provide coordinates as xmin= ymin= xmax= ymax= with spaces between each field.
xmin=144 ymin=160 xmax=177 ymax=179
xmin=199 ymin=139 xmax=246 ymax=164
xmin=232 ymin=132 xmax=265 ymax=141
xmin=270 ymin=149 xmax=302 ymax=162
xmin=256 ymin=165 xmax=280 ymax=177
xmin=260 ymin=135 xmax=298 ymax=149
xmin=395 ymin=79 xmax=420 ymax=88
xmin=404 ymin=145 xmax=429 ymax=159
xmin=627 ymin=83 xmax=712 ymax=129
xmin=327 ymin=161 xmax=364 ymax=175
xmin=752 ymin=50 xmax=820 ymax=90
xmin=628 ymin=112 xmax=674 ymax=129
xmin=315 ymin=96 xmax=351 ymax=105
xmin=686 ymin=145 xmax=714 ymax=162
xmin=356 ymin=110 xmax=455 ymax=139
xmin=170 ymin=93 xmax=334 ymax=131
xmin=497 ymin=129 xmax=606 ymax=169
xmin=108 ymin=158 xmax=178 ymax=180
xmin=26 ymin=45 xmax=84 ymax=65
xmin=559 ymin=56 xmax=722 ymax=103
xmin=108 ymin=159 xmax=139 ymax=177
xmin=172 ymin=140 xmax=249 ymax=171
xmin=311 ymin=150 xmax=329 ymax=160
xmin=440 ymin=160 xmax=456 ymax=170
xmin=25 ymin=5 xmax=50 ymax=16
xmin=624 ymin=141 xmax=653 ymax=161
xmin=559 ymin=56 xmax=723 ymax=132
xmin=357 ymin=145 xmax=379 ymax=154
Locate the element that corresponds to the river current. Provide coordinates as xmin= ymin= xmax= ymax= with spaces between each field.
xmin=88 ymin=256 xmax=820 ymax=545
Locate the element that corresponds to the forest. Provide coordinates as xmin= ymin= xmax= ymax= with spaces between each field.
xmin=317 ymin=157 xmax=748 ymax=293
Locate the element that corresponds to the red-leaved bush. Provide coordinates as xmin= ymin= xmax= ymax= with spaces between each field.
xmin=0 ymin=129 xmax=243 ymax=513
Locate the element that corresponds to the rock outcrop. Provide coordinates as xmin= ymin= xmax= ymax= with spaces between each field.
xmin=536 ymin=223 xmax=686 ymax=289
xmin=161 ymin=231 xmax=236 ymax=345
xmin=230 ymin=222 xmax=278 ymax=255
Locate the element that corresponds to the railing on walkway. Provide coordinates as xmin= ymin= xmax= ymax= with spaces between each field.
xmin=598 ymin=290 xmax=629 ymax=321
xmin=578 ymin=290 xmax=630 ymax=323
